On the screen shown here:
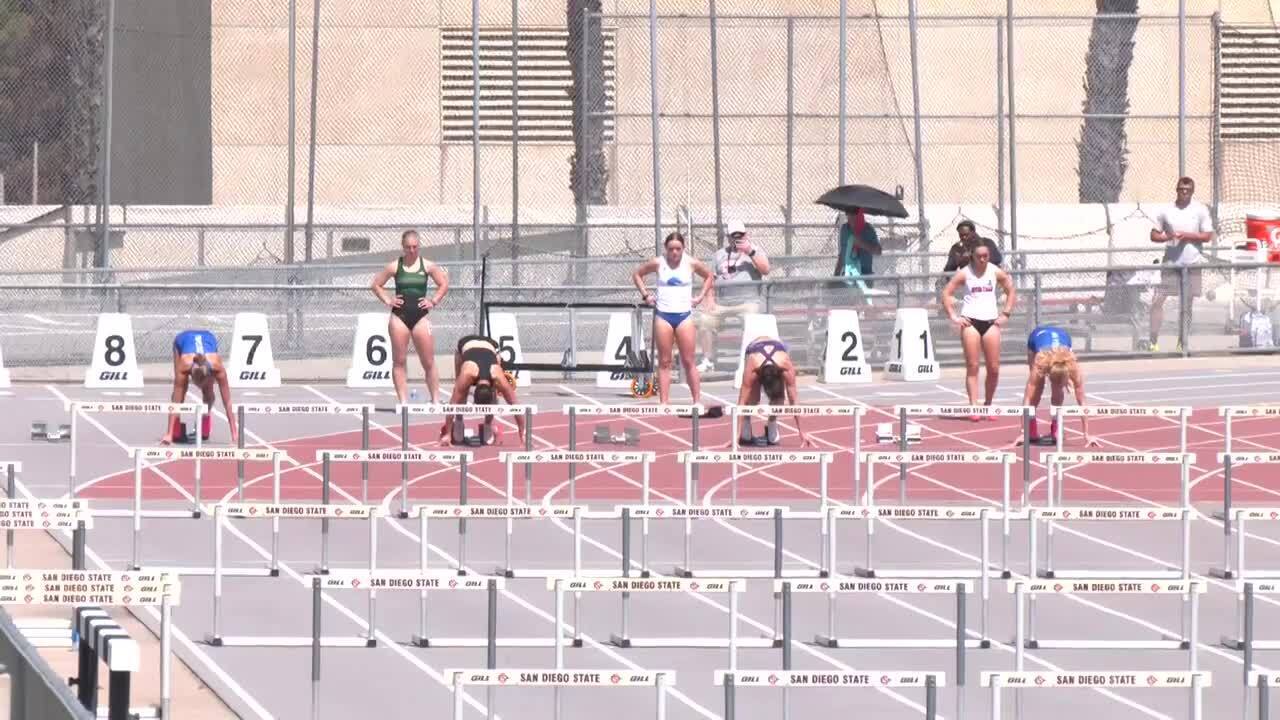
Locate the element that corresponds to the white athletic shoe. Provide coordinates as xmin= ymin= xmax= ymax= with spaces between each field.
xmin=696 ymin=358 xmax=715 ymax=372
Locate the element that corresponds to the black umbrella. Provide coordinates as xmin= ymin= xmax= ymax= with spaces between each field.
xmin=815 ymin=184 xmax=910 ymax=218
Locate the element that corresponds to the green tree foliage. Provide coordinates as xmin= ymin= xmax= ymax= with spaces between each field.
xmin=0 ymin=0 xmax=103 ymax=205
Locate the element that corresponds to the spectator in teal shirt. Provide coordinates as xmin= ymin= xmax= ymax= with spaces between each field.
xmin=834 ymin=209 xmax=883 ymax=288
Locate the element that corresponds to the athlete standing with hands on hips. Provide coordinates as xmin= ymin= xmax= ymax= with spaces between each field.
xmin=631 ymin=232 xmax=714 ymax=405
xmin=160 ymin=329 xmax=237 ymax=445
xmin=940 ymin=244 xmax=1016 ymax=419
xmin=370 ymin=230 xmax=450 ymax=405
xmin=1016 ymin=325 xmax=1099 ymax=447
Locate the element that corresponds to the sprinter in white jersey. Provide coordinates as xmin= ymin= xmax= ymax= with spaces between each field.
xmin=631 ymin=231 xmax=714 ymax=404
xmin=940 ymin=243 xmax=1017 ymax=418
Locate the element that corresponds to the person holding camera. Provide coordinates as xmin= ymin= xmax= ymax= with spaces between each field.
xmin=695 ymin=220 xmax=771 ymax=372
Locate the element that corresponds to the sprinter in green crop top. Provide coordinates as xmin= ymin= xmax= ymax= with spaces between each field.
xmin=371 ymin=229 xmax=450 ymax=404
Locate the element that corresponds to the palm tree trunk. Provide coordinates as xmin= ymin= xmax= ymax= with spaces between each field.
xmin=1076 ymin=0 xmax=1140 ymax=203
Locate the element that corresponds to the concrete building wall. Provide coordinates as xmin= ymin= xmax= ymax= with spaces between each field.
xmin=208 ymin=0 xmax=1259 ymax=209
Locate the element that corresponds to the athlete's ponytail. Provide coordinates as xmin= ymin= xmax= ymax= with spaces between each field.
xmin=1035 ymin=348 xmax=1076 ymax=391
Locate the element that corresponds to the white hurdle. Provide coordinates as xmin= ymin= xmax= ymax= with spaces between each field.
xmin=892 ymin=405 xmax=1035 ymax=500
xmin=446 ymin=668 xmax=673 ymax=720
xmin=727 ymin=404 xmax=866 ymax=493
xmin=397 ymin=403 xmax=538 ymax=512
xmin=564 ymin=402 xmax=707 ymax=484
xmin=1212 ymin=407 xmax=1280 ymax=580
xmin=717 ymin=670 xmax=943 ymax=720
xmin=313 ymin=448 xmax=472 ymax=524
xmin=1211 ymin=446 xmax=1280 ymax=581
xmin=124 ymin=447 xmax=288 ymax=574
xmin=409 ymin=509 xmax=585 ymax=647
xmin=232 ymin=403 xmax=374 ymax=501
xmin=412 ymin=502 xmax=592 ymax=580
xmin=1050 ymin=405 xmax=1192 ymax=452
xmin=68 ymin=402 xmax=206 ymax=509
xmin=205 ymin=501 xmax=382 ymax=648
xmin=1010 ymin=579 xmax=1203 ymax=662
xmin=547 ymin=577 xmax=773 ymax=658
xmin=1038 ymin=451 xmax=1194 ymax=580
xmin=852 ymin=451 xmax=1020 ymax=578
xmin=674 ymin=450 xmax=833 ymax=578
xmin=982 ymin=670 xmax=1210 ymax=720
xmin=496 ymin=450 xmax=652 ymax=577
xmin=499 ymin=450 xmax=655 ymax=507
xmin=777 ymin=577 xmax=976 ymax=716
xmin=1227 ymin=581 xmax=1280 ymax=653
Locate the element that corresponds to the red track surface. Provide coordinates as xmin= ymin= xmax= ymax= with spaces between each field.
xmin=76 ymin=409 xmax=1280 ymax=506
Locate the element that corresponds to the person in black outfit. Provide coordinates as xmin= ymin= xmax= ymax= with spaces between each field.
xmin=437 ymin=335 xmax=524 ymax=446
xmin=943 ymin=220 xmax=1004 ymax=272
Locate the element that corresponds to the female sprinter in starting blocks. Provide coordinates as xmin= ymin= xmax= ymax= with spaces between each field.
xmin=731 ymin=336 xmax=815 ymax=448
xmin=160 ymin=329 xmax=238 ymax=445
xmin=1016 ymin=325 xmax=1100 ymax=448
xmin=631 ymin=231 xmax=715 ymax=406
xmin=436 ymin=334 xmax=525 ymax=446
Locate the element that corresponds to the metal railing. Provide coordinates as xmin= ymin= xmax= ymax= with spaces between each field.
xmin=2 ymin=258 xmax=1276 ymax=374
xmin=0 ymin=608 xmax=95 ymax=720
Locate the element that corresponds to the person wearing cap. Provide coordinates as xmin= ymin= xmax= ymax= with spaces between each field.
xmin=834 ymin=209 xmax=882 ymax=287
xmin=695 ymin=219 xmax=771 ymax=372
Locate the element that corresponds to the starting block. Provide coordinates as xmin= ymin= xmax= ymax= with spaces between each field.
xmin=594 ymin=425 xmax=640 ymax=446
xmin=875 ymin=422 xmax=921 ymax=444
xmin=29 ymin=422 xmax=71 ymax=442
xmin=450 ymin=417 xmax=490 ymax=447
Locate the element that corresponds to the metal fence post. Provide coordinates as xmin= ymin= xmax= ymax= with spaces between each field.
xmin=649 ymin=0 xmax=664 ymax=253
xmin=838 ymin=0 xmax=847 ymax=185
xmin=511 ymin=0 xmax=521 ymax=287
xmin=1005 ymin=1 xmax=1019 ymax=259
xmin=996 ymin=18 xmax=1006 ymax=244
xmin=785 ymin=16 xmax=795 ymax=256
xmin=1178 ymin=0 xmax=1187 ymax=177
xmin=471 ymin=0 xmax=481 ymax=262
xmin=99 ymin=0 xmax=117 ymax=272
xmin=907 ymin=0 xmax=927 ymax=253
xmin=304 ymin=0 xmax=322 ymax=264
xmin=710 ymin=0 xmax=723 ymax=245
xmin=1211 ymin=12 xmax=1223 ymax=229
xmin=285 ymin=0 xmax=296 ymax=267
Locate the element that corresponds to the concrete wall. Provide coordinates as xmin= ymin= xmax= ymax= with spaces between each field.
xmin=110 ymin=0 xmax=212 ymax=204
xmin=208 ymin=0 xmax=1266 ymax=209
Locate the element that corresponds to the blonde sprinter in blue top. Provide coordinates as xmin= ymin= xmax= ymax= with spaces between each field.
xmin=632 ymin=232 xmax=714 ymax=405
xmin=1017 ymin=325 xmax=1100 ymax=448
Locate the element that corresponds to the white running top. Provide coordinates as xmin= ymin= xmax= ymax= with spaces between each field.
xmin=960 ymin=263 xmax=999 ymax=321
xmin=655 ymin=254 xmax=694 ymax=313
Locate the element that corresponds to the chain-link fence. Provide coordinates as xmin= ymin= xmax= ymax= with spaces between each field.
xmin=4 ymin=256 xmax=1278 ymax=374
xmin=0 ymin=4 xmax=1252 ymax=282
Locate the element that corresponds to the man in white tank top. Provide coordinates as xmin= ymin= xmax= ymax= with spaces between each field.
xmin=632 ymin=232 xmax=715 ymax=405
xmin=940 ymin=244 xmax=1017 ymax=417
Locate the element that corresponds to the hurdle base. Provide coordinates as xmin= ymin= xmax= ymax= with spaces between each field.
xmin=502 ymin=567 xmax=630 ymax=580
xmin=853 ymin=566 xmax=994 ymax=580
xmin=1035 ymin=569 xmax=1185 ymax=580
xmin=94 ymin=509 xmax=202 ymax=519
xmin=609 ymin=634 xmax=780 ymax=649
xmin=1208 ymin=567 xmax=1236 ymax=579
xmin=673 ymin=566 xmax=828 ymax=579
xmin=204 ymin=635 xmax=376 ymax=648
xmin=815 ymin=635 xmax=991 ymax=649
xmin=136 ymin=566 xmax=277 ymax=578
xmin=410 ymin=635 xmax=568 ymax=648
xmin=1023 ymin=638 xmax=1189 ymax=650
